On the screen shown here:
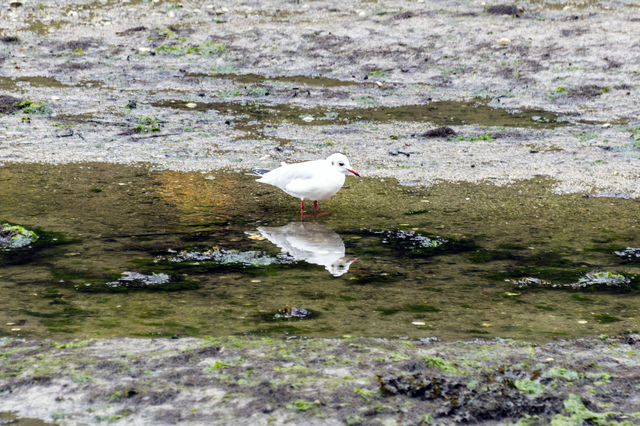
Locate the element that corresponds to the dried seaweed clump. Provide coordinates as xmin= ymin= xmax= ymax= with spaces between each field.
xmin=1 ymin=35 xmax=19 ymax=43
xmin=0 ymin=95 xmax=20 ymax=115
xmin=0 ymin=223 xmax=38 ymax=251
xmin=486 ymin=5 xmax=523 ymax=16
xmin=377 ymin=368 xmax=561 ymax=421
xmin=422 ymin=127 xmax=457 ymax=138
xmin=512 ymin=271 xmax=631 ymax=289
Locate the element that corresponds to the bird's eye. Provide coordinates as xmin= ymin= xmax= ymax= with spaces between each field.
xmin=339 ymin=265 xmax=344 ymax=269
xmin=338 ymin=161 xmax=344 ymax=166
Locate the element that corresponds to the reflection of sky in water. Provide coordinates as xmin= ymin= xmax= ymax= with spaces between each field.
xmin=249 ymin=222 xmax=357 ymax=277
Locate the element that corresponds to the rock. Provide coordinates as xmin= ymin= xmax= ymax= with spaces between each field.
xmin=167 ymin=11 xmax=176 ymax=18
xmin=388 ymin=148 xmax=399 ymax=155
xmin=422 ymin=127 xmax=457 ymax=138
xmin=623 ymin=333 xmax=640 ymax=345
xmin=497 ymin=37 xmax=511 ymax=46
xmin=302 ymin=116 xmax=314 ymax=122
xmin=185 ymin=102 xmax=197 ymax=108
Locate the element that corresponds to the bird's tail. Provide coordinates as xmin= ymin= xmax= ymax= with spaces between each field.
xmin=245 ymin=167 xmax=271 ymax=177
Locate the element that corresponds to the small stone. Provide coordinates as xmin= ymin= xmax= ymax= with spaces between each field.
xmin=138 ymin=47 xmax=150 ymax=52
xmin=205 ymin=176 xmax=216 ymax=180
xmin=11 ymin=328 xmax=20 ymax=331
xmin=578 ymin=320 xmax=587 ymax=324
xmin=197 ymin=92 xmax=205 ymax=97
xmin=544 ymin=357 xmax=554 ymax=362
xmin=51 ymin=96 xmax=60 ymax=101
xmin=302 ymin=116 xmax=314 ymax=122
xmin=56 ymin=128 xmax=74 ymax=138
xmin=375 ymin=81 xmax=383 ymax=87
xmin=497 ymin=37 xmax=511 ymax=46
xmin=314 ymin=399 xmax=321 ymax=405
xmin=193 ymin=8 xmax=201 ymax=13
xmin=171 ymin=334 xmax=179 ymax=339
xmin=412 ymin=321 xmax=425 ymax=325
xmin=251 ymin=280 xmax=261 ymax=283
xmin=602 ymin=123 xmax=611 ymax=128
xmin=185 ymin=102 xmax=197 ymax=108
xmin=167 ymin=10 xmax=176 ymax=17
xmin=221 ymin=7 xmax=229 ymax=11
xmin=358 ymin=10 xmax=366 ymax=16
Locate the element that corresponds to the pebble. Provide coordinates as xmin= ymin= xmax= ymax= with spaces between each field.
xmin=167 ymin=11 xmax=175 ymax=17
xmin=412 ymin=321 xmax=425 ymax=325
xmin=193 ymin=8 xmax=201 ymax=13
xmin=497 ymin=37 xmax=511 ymax=46
xmin=577 ymin=320 xmax=587 ymax=324
xmin=185 ymin=102 xmax=197 ymax=108
xmin=205 ymin=176 xmax=216 ymax=180
xmin=302 ymin=116 xmax=314 ymax=122
xmin=544 ymin=357 xmax=554 ymax=362
xmin=138 ymin=47 xmax=151 ymax=52
xmin=602 ymin=123 xmax=611 ymax=128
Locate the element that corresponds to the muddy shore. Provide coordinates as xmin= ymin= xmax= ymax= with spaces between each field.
xmin=1 ymin=334 xmax=640 ymax=425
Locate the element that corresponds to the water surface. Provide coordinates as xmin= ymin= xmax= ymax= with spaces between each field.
xmin=1 ymin=163 xmax=638 ymax=342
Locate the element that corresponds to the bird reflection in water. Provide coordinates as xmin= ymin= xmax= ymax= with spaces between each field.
xmin=247 ymin=222 xmax=357 ymax=276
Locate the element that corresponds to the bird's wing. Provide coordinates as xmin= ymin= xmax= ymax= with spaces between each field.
xmin=257 ymin=160 xmax=322 ymax=189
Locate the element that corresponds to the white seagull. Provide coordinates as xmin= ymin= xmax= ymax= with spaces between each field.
xmin=252 ymin=153 xmax=360 ymax=216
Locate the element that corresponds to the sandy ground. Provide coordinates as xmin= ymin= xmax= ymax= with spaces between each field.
xmin=1 ymin=0 xmax=639 ymax=196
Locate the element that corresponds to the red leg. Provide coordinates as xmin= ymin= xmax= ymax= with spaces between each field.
xmin=300 ymin=199 xmax=304 ymax=216
xmin=313 ymin=200 xmax=331 ymax=216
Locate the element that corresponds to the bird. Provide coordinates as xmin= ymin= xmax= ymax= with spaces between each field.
xmin=252 ymin=153 xmax=360 ymax=216
xmin=247 ymin=221 xmax=357 ymax=276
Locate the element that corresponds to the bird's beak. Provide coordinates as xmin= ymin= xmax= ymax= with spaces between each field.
xmin=348 ymin=169 xmax=360 ymax=177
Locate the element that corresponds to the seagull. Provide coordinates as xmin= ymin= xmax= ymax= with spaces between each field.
xmin=252 ymin=153 xmax=360 ymax=216
xmin=247 ymin=221 xmax=357 ymax=276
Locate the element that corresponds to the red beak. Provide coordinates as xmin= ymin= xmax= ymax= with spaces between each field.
xmin=348 ymin=169 xmax=360 ymax=177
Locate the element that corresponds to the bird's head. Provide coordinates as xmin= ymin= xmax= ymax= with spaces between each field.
xmin=327 ymin=257 xmax=358 ymax=277
xmin=327 ymin=153 xmax=360 ymax=177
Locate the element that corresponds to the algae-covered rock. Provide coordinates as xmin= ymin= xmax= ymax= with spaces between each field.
xmin=0 ymin=223 xmax=38 ymax=251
